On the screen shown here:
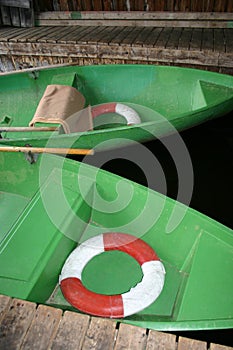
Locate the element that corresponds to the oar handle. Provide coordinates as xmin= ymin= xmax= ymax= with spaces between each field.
xmin=0 ymin=146 xmax=94 ymax=155
xmin=0 ymin=126 xmax=58 ymax=132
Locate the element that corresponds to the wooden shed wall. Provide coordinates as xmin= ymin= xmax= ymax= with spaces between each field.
xmin=35 ymin=0 xmax=233 ymax=12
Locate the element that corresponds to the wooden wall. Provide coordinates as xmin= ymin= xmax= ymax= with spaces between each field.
xmin=0 ymin=0 xmax=34 ymax=27
xmin=35 ymin=0 xmax=233 ymax=12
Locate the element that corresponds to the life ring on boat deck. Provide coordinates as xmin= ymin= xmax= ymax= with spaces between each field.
xmin=59 ymin=232 xmax=165 ymax=318
xmin=91 ymin=103 xmax=141 ymax=125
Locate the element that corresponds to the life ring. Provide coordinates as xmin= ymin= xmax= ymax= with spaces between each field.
xmin=91 ymin=103 xmax=141 ymax=125
xmin=59 ymin=232 xmax=165 ymax=318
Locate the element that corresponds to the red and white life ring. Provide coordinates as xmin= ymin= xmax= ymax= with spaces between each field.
xmin=91 ymin=103 xmax=141 ymax=125
xmin=59 ymin=232 xmax=165 ymax=318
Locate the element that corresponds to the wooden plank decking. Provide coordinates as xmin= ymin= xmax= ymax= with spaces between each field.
xmin=0 ymin=24 xmax=232 ymax=74
xmin=0 ymin=294 xmax=232 ymax=350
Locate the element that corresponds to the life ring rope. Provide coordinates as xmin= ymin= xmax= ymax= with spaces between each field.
xmin=59 ymin=232 xmax=165 ymax=318
xmin=91 ymin=103 xmax=141 ymax=125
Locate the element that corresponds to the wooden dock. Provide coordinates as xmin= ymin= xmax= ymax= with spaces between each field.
xmin=0 ymin=21 xmax=232 ymax=74
xmin=0 ymin=294 xmax=232 ymax=350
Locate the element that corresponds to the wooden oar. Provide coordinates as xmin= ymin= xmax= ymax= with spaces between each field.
xmin=0 ymin=126 xmax=58 ymax=132
xmin=0 ymin=146 xmax=94 ymax=155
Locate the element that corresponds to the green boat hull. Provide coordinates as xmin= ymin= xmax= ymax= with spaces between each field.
xmin=0 ymin=152 xmax=232 ymax=331
xmin=0 ymin=65 xmax=233 ymax=150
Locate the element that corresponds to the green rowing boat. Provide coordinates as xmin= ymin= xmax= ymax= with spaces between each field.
xmin=0 ymin=64 xmax=233 ymax=150
xmin=0 ymin=151 xmax=232 ymax=331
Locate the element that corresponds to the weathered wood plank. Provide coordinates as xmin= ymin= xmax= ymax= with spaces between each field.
xmin=191 ymin=0 xmax=203 ymax=12
xmin=143 ymin=27 xmax=163 ymax=47
xmin=0 ymin=295 xmax=11 ymax=323
xmin=0 ymin=0 xmax=31 ymax=8
xmin=210 ymin=343 xmax=233 ymax=350
xmin=0 ymin=27 xmax=21 ymax=35
xmin=147 ymin=0 xmax=155 ymax=11
xmin=134 ymin=0 xmax=145 ymax=11
xmin=0 ymin=298 xmax=36 ymax=350
xmin=39 ymin=26 xmax=77 ymax=43
xmin=59 ymin=0 xmax=69 ymax=11
xmin=213 ymin=28 xmax=226 ymax=53
xmin=214 ymin=0 xmax=228 ymax=12
xmin=146 ymin=330 xmax=177 ymax=350
xmin=109 ymin=26 xmax=135 ymax=45
xmin=177 ymin=336 xmax=207 ymax=350
xmin=97 ymin=43 xmax=129 ymax=60
xmin=82 ymin=317 xmax=116 ymax=350
xmin=24 ymin=26 xmax=55 ymax=41
xmin=115 ymin=323 xmax=147 ymax=350
xmin=84 ymin=0 xmax=93 ymax=11
xmin=88 ymin=25 xmax=116 ymax=44
xmin=204 ymin=0 xmax=215 ymax=12
xmin=120 ymin=26 xmax=145 ymax=46
xmin=180 ymin=0 xmax=191 ymax=12
xmin=10 ymin=7 xmax=21 ymax=27
xmin=79 ymin=26 xmax=106 ymax=44
xmin=51 ymin=311 xmax=90 ymax=350
xmin=9 ymin=27 xmax=42 ymax=42
xmin=0 ymin=35 xmax=224 ymax=68
xmin=190 ymin=28 xmax=203 ymax=51
xmin=0 ymin=27 xmax=26 ymax=41
xmin=202 ymin=28 xmax=214 ymax=52
xmin=1 ymin=294 xmax=233 ymax=350
xmin=219 ymin=52 xmax=233 ymax=68
xmin=148 ymin=45 xmax=219 ymax=67
xmin=93 ymin=0 xmax=103 ymax=11
xmin=103 ymin=0 xmax=111 ymax=11
xmin=0 ymin=6 xmax=13 ymax=26
xmin=156 ymin=27 xmax=173 ymax=48
xmin=118 ymin=0 xmax=127 ymax=11
xmin=21 ymin=304 xmax=62 ymax=350
xmin=166 ymin=27 xmax=183 ymax=49
xmin=59 ymin=26 xmax=95 ymax=44
xmin=227 ymin=1 xmax=233 ymax=12
xmin=19 ymin=6 xmax=34 ymax=28
xmin=224 ymin=28 xmax=233 ymax=53
xmin=0 ymin=55 xmax=16 ymax=71
xmin=177 ymin=27 xmax=193 ymax=50
xmin=36 ymin=18 xmax=233 ymax=29
xmin=35 ymin=26 xmax=63 ymax=42
xmin=98 ymin=26 xmax=123 ymax=44
xmin=129 ymin=45 xmax=149 ymax=61
xmin=32 ymin=27 xmax=63 ymax=43
xmin=165 ymin=0 xmax=175 ymax=11
xmin=0 ymin=24 xmax=232 ymax=73
xmin=38 ymin=26 xmax=71 ymax=43
xmin=133 ymin=26 xmax=154 ymax=46
xmin=36 ymin=11 xmax=233 ymax=22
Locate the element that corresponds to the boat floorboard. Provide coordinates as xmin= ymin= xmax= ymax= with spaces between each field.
xmin=0 ymin=294 xmax=232 ymax=350
xmin=0 ymin=26 xmax=232 ymax=74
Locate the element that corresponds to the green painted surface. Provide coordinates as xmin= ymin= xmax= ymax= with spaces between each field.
xmin=0 ymin=65 xmax=232 ymax=150
xmin=0 ymin=192 xmax=29 ymax=242
xmin=71 ymin=12 xmax=82 ymax=19
xmin=0 ymin=151 xmax=232 ymax=330
xmin=82 ymin=250 xmax=143 ymax=295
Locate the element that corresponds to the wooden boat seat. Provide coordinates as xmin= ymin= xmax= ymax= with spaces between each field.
xmin=0 ymin=168 xmax=94 ymax=301
xmin=177 ymin=231 xmax=233 ymax=321
xmin=0 ymin=192 xmax=30 ymax=243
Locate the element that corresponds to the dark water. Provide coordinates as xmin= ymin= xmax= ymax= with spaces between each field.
xmin=74 ymin=111 xmax=233 ymax=346
xmin=98 ymin=111 xmax=233 ymax=230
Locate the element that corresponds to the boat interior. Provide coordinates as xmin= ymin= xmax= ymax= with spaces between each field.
xmin=0 ymin=151 xmax=232 ymax=328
